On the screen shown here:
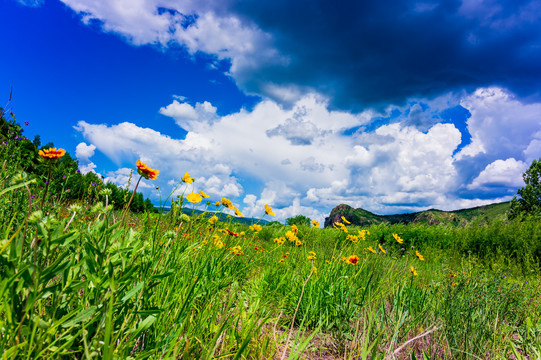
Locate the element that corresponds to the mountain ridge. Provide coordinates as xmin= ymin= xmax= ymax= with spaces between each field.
xmin=324 ymin=201 xmax=511 ymax=228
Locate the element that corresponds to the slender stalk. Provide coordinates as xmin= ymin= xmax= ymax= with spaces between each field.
xmin=40 ymin=165 xmax=52 ymax=209
xmin=121 ymin=175 xmax=142 ymax=225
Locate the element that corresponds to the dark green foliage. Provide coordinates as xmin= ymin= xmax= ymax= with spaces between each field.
xmin=509 ymin=158 xmax=541 ymax=219
xmin=286 ymin=214 xmax=312 ymax=226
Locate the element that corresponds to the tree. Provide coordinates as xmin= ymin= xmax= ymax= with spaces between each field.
xmin=509 ymin=158 xmax=541 ymax=219
xmin=286 ymin=214 xmax=311 ymax=227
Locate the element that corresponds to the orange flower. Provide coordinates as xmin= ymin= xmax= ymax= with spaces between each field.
xmin=346 ymin=255 xmax=359 ymax=265
xmin=136 ymin=160 xmax=159 ymax=180
xmin=39 ymin=147 xmax=65 ymax=160
xmin=224 ymin=228 xmax=238 ymax=236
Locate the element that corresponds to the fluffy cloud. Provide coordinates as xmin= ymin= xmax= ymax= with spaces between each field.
xmin=75 ymin=87 xmax=540 ymax=221
xmin=467 ymin=158 xmax=528 ymax=190
xmin=75 ymin=142 xmax=97 ymax=174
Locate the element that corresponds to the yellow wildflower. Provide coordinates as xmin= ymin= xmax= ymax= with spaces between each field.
xmin=182 ymin=172 xmax=194 ymax=183
xmin=346 ymin=255 xmax=359 ymax=265
xmin=341 ymin=216 xmax=351 ymax=224
xmin=415 ymin=250 xmax=425 ymax=261
xmin=208 ymin=215 xmax=219 ymax=225
xmin=346 ymin=234 xmax=359 ymax=243
xmin=378 ymin=244 xmax=386 ymax=254
xmin=312 ymin=266 xmax=317 ymax=275
xmin=285 ymin=231 xmax=297 ymax=242
xmin=186 ymin=192 xmax=203 ymax=203
xmin=410 ymin=266 xmax=418 ymax=276
xmin=366 ymin=246 xmax=376 ymax=254
xmin=295 ymin=239 xmax=303 ymax=246
xmin=250 ymin=224 xmax=262 ymax=232
xmin=221 ymin=197 xmax=233 ymax=209
xmin=273 ymin=237 xmax=285 ymax=245
xmin=199 ymin=190 xmax=209 ymax=198
xmin=393 ymin=233 xmax=404 ymax=244
xmin=291 ymin=224 xmax=298 ymax=235
xmin=233 ymin=206 xmax=244 ymax=217
xmin=312 ymin=220 xmax=320 ymax=227
xmin=264 ymin=204 xmax=275 ymax=216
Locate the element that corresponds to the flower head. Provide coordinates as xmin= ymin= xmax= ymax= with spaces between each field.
xmin=209 ymin=215 xmax=219 ymax=225
xmin=39 ymin=147 xmax=65 ymax=161
xmin=410 ymin=266 xmax=418 ymax=276
xmin=233 ymin=206 xmax=244 ymax=217
xmin=182 ymin=172 xmax=194 ymax=183
xmin=378 ymin=244 xmax=386 ymax=254
xmin=136 ymin=160 xmax=159 ymax=180
xmin=415 ymin=250 xmax=425 ymax=261
xmin=199 ymin=190 xmax=210 ymax=198
xmin=393 ymin=233 xmax=404 ymax=244
xmin=186 ymin=192 xmax=203 ymax=203
xmin=291 ymin=224 xmax=298 ymax=235
xmin=346 ymin=255 xmax=359 ymax=265
xmin=341 ymin=216 xmax=351 ymax=224
xmin=366 ymin=246 xmax=376 ymax=254
xmin=249 ymin=224 xmax=262 ymax=232
xmin=221 ymin=197 xmax=233 ymax=209
xmin=312 ymin=220 xmax=320 ymax=227
xmin=264 ymin=204 xmax=275 ymax=216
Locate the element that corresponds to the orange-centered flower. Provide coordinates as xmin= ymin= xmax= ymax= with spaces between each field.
xmin=39 ymin=147 xmax=66 ymax=160
xmin=346 ymin=255 xmax=359 ymax=265
xmin=136 ymin=160 xmax=159 ymax=180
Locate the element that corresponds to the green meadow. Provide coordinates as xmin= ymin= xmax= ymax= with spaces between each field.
xmin=1 ymin=110 xmax=541 ymax=359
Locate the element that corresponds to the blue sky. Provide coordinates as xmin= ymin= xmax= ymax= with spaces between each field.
xmin=2 ymin=0 xmax=541 ymax=223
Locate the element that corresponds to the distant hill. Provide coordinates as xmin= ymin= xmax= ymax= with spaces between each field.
xmin=161 ymin=206 xmax=269 ymax=226
xmin=324 ymin=202 xmax=510 ymax=228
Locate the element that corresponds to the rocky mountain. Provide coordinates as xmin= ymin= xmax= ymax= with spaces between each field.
xmin=324 ymin=202 xmax=510 ymax=228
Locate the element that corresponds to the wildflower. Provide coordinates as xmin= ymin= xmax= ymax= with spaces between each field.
xmin=230 ymin=245 xmax=243 ymax=255
xmin=378 ymin=244 xmax=386 ymax=254
xmin=180 ymin=213 xmax=191 ymax=222
xmin=341 ymin=216 xmax=351 ymax=224
xmin=393 ymin=233 xmax=404 ymax=244
xmin=346 ymin=255 xmax=359 ymax=265
xmin=182 ymin=172 xmax=194 ymax=183
xmin=285 ymin=231 xmax=297 ymax=242
xmin=346 ymin=234 xmax=359 ymax=243
xmin=136 ymin=160 xmax=159 ymax=180
xmin=233 ymin=206 xmax=244 ymax=217
xmin=249 ymin=224 xmax=262 ymax=232
xmin=415 ymin=250 xmax=425 ymax=261
xmin=450 ymin=273 xmax=458 ymax=278
xmin=221 ymin=197 xmax=233 ymax=209
xmin=312 ymin=220 xmax=319 ymax=227
xmin=213 ymin=236 xmax=224 ymax=248
xmin=208 ymin=215 xmax=219 ymax=225
xmin=264 ymin=204 xmax=275 ymax=216
xmin=224 ymin=228 xmax=238 ymax=236
xmin=199 ymin=190 xmax=209 ymax=198
xmin=273 ymin=237 xmax=285 ymax=245
xmin=312 ymin=266 xmax=318 ymax=275
xmin=38 ymin=147 xmax=65 ymax=160
xmin=214 ymin=201 xmax=221 ymax=206
xmin=279 ymin=258 xmax=285 ymax=263
xmin=366 ymin=246 xmax=376 ymax=254
xmin=291 ymin=224 xmax=298 ymax=235
xmin=307 ymin=251 xmax=317 ymax=260
xmin=186 ymin=192 xmax=203 ymax=203
xmin=92 ymin=182 xmax=97 ymax=187
xmin=358 ymin=229 xmax=369 ymax=240
xmin=295 ymin=239 xmax=303 ymax=246
xmin=410 ymin=266 xmax=418 ymax=276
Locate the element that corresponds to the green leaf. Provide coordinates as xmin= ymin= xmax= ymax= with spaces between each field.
xmin=61 ymin=306 xmax=98 ymax=328
xmin=120 ymin=281 xmax=145 ymax=303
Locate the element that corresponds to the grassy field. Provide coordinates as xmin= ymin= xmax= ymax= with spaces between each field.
xmin=1 ymin=121 xmax=541 ymax=359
